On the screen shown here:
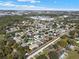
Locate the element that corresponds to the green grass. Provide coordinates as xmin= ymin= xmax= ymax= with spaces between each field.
xmin=77 ymin=43 xmax=79 ymax=47
xmin=0 ymin=34 xmax=5 ymax=41
xmin=76 ymin=41 xmax=79 ymax=47
xmin=67 ymin=51 xmax=79 ymax=59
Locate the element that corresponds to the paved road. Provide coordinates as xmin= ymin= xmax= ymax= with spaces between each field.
xmin=26 ymin=30 xmax=69 ymax=59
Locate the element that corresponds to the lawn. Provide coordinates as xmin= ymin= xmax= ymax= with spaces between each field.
xmin=67 ymin=50 xmax=79 ymax=59
xmin=76 ymin=41 xmax=79 ymax=47
xmin=0 ymin=34 xmax=5 ymax=41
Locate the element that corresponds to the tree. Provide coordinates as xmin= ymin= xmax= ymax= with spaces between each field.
xmin=0 ymin=40 xmax=7 ymax=46
xmin=7 ymin=39 xmax=16 ymax=47
xmin=0 ymin=51 xmax=6 ymax=59
xmin=57 ymin=39 xmax=68 ymax=48
xmin=17 ymin=46 xmax=26 ymax=59
xmin=36 ymin=54 xmax=48 ymax=59
xmin=69 ymin=30 xmax=76 ymax=39
xmin=53 ymin=44 xmax=58 ymax=49
xmin=7 ymin=54 xmax=13 ymax=59
xmin=11 ymin=52 xmax=19 ymax=59
xmin=67 ymin=39 xmax=76 ymax=45
xmin=60 ymin=35 xmax=67 ymax=39
xmin=4 ymin=46 xmax=13 ymax=55
xmin=48 ymin=51 xmax=59 ymax=59
xmin=12 ymin=43 xmax=19 ymax=49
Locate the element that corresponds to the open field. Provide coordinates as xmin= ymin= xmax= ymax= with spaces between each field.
xmin=67 ymin=50 xmax=79 ymax=59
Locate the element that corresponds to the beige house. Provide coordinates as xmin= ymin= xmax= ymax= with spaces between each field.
xmin=29 ymin=44 xmax=39 ymax=50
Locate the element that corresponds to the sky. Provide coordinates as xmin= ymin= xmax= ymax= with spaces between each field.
xmin=0 ymin=0 xmax=79 ymax=10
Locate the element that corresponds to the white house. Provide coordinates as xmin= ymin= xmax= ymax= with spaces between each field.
xmin=59 ymin=52 xmax=68 ymax=59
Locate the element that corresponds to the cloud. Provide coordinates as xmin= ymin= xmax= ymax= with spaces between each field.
xmin=0 ymin=2 xmax=15 ymax=7
xmin=15 ymin=5 xmax=54 ymax=10
xmin=16 ymin=5 xmax=35 ymax=9
xmin=0 ymin=1 xmax=48 ymax=10
xmin=30 ymin=0 xmax=40 ymax=3
xmin=1 ymin=1 xmax=79 ymax=11
xmin=17 ymin=0 xmax=40 ymax=3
